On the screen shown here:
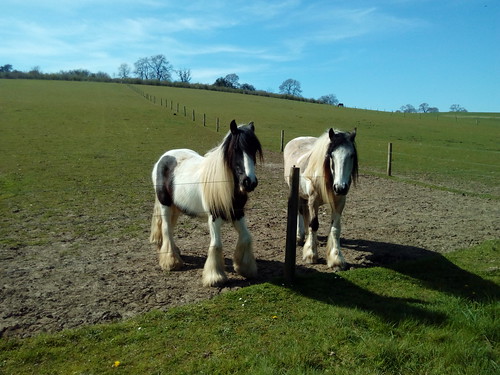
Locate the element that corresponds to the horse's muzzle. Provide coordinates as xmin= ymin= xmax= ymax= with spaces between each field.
xmin=242 ymin=177 xmax=258 ymax=192
xmin=333 ymin=183 xmax=350 ymax=196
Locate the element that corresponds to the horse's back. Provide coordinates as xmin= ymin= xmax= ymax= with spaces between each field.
xmin=283 ymin=136 xmax=317 ymax=180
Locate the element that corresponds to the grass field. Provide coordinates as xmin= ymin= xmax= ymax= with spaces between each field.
xmin=0 ymin=240 xmax=498 ymax=374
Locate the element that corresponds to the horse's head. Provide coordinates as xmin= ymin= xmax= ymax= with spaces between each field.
xmin=224 ymin=120 xmax=263 ymax=193
xmin=326 ymin=128 xmax=358 ymax=196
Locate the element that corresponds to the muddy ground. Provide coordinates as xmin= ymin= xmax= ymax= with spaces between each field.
xmin=1 ymin=151 xmax=498 ymax=337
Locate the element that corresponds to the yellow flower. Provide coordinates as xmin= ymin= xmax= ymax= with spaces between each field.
xmin=272 ymin=315 xmax=278 ymax=319
xmin=113 ymin=361 xmax=121 ymax=368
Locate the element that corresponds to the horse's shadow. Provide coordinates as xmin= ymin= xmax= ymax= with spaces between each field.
xmin=284 ymin=238 xmax=499 ymax=325
xmin=177 ymin=239 xmax=498 ymax=325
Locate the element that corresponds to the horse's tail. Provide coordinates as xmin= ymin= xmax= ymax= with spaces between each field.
xmin=150 ymin=197 xmax=163 ymax=249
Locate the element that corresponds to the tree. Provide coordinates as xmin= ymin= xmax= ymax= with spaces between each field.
xmin=400 ymin=104 xmax=417 ymax=113
xmin=418 ymin=103 xmax=430 ymax=113
xmin=0 ymin=64 xmax=13 ymax=72
xmin=176 ymin=68 xmax=191 ymax=83
xmin=149 ymin=54 xmax=172 ymax=81
xmin=279 ymin=78 xmax=302 ymax=96
xmin=134 ymin=57 xmax=150 ymax=80
xmin=318 ymin=94 xmax=339 ymax=105
xmin=224 ymin=73 xmax=239 ymax=88
xmin=450 ymin=104 xmax=467 ymax=112
xmin=117 ymin=63 xmax=131 ymax=79
xmin=240 ymin=83 xmax=256 ymax=91
xmin=428 ymin=107 xmax=439 ymax=113
xmin=213 ymin=74 xmax=240 ymax=89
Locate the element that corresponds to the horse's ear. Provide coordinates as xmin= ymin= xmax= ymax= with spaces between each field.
xmin=328 ymin=128 xmax=335 ymax=140
xmin=230 ymin=120 xmax=238 ymax=134
xmin=248 ymin=121 xmax=255 ymax=131
xmin=349 ymin=128 xmax=357 ymax=141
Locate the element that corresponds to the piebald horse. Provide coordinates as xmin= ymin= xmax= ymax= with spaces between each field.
xmin=150 ymin=120 xmax=263 ymax=286
xmin=284 ymin=128 xmax=358 ymax=270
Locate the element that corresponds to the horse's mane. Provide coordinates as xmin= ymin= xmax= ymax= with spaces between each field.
xmin=303 ymin=132 xmax=333 ymax=204
xmin=200 ymin=123 xmax=262 ymax=219
xmin=201 ymin=144 xmax=235 ymax=220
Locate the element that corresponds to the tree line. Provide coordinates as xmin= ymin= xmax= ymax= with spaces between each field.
xmin=1 ymin=60 xmax=340 ymax=106
xmin=399 ymin=102 xmax=468 ymax=113
xmin=1 ymin=61 xmax=467 ymax=112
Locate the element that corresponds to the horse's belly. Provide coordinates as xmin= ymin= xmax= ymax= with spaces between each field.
xmin=172 ymin=156 xmax=206 ymax=216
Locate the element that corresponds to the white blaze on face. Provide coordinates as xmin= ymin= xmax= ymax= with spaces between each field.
xmin=332 ymin=145 xmax=353 ymax=187
xmin=243 ymin=152 xmax=257 ymax=184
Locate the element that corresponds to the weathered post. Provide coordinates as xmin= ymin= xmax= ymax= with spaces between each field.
xmin=192 ymin=109 xmax=195 ymax=122
xmin=387 ymin=142 xmax=393 ymax=176
xmin=284 ymin=166 xmax=300 ymax=285
xmin=203 ymin=113 xmax=206 ymax=127
xmin=280 ymin=130 xmax=285 ymax=152
xmin=216 ymin=117 xmax=220 ymax=132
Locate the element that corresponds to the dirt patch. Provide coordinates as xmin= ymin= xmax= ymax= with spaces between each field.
xmin=1 ymin=151 xmax=499 ymax=337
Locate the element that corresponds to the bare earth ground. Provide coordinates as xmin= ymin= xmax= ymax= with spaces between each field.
xmin=1 ymin=151 xmax=499 ymax=337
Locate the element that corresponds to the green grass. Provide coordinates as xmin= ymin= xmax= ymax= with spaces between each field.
xmin=1 ymin=240 xmax=498 ymax=374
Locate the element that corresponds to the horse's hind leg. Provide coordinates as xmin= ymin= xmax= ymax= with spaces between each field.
xmin=233 ymin=217 xmax=257 ymax=279
xmin=326 ymin=195 xmax=346 ymax=271
xmin=156 ymin=202 xmax=183 ymax=271
xmin=203 ymin=216 xmax=227 ymax=287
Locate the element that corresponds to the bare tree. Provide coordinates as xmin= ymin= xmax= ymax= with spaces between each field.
xmin=134 ymin=57 xmax=150 ymax=80
xmin=450 ymin=104 xmax=467 ymax=112
xmin=117 ymin=63 xmax=131 ymax=79
xmin=419 ymin=103 xmax=430 ymax=113
xmin=279 ymin=78 xmax=302 ymax=96
xmin=176 ymin=68 xmax=191 ymax=82
xmin=318 ymin=94 xmax=339 ymax=105
xmin=150 ymin=54 xmax=173 ymax=81
xmin=400 ymin=104 xmax=417 ymax=113
xmin=224 ymin=73 xmax=240 ymax=88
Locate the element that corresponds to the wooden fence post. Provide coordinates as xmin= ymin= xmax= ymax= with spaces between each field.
xmin=216 ymin=117 xmax=220 ymax=132
xmin=192 ymin=109 xmax=195 ymax=122
xmin=387 ymin=142 xmax=393 ymax=176
xmin=284 ymin=166 xmax=300 ymax=285
xmin=203 ymin=113 xmax=206 ymax=127
xmin=184 ymin=106 xmax=186 ymax=116
xmin=281 ymin=130 xmax=285 ymax=152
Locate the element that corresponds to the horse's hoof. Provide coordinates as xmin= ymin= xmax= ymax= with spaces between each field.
xmin=234 ymin=263 xmax=257 ymax=279
xmin=327 ymin=260 xmax=346 ymax=271
xmin=202 ymin=273 xmax=228 ymax=287
xmin=303 ymin=254 xmax=318 ymax=264
xmin=159 ymin=253 xmax=184 ymax=271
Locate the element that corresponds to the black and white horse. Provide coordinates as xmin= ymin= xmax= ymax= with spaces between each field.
xmin=284 ymin=128 xmax=358 ymax=270
xmin=150 ymin=120 xmax=263 ymax=286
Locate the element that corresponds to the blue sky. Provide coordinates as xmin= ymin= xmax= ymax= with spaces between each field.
xmin=1 ymin=0 xmax=499 ymax=112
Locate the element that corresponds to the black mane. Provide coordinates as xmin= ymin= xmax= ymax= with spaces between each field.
xmin=223 ymin=123 xmax=263 ymax=167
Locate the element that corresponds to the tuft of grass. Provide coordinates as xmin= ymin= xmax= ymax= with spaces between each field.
xmin=1 ymin=240 xmax=498 ymax=374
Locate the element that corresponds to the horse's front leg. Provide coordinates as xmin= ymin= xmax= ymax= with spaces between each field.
xmin=297 ymin=198 xmax=309 ymax=246
xmin=156 ymin=203 xmax=184 ymax=271
xmin=233 ymin=217 xmax=257 ymax=278
xmin=326 ymin=195 xmax=347 ymax=270
xmin=302 ymin=194 xmax=319 ymax=263
xmin=203 ymin=216 xmax=227 ymax=287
